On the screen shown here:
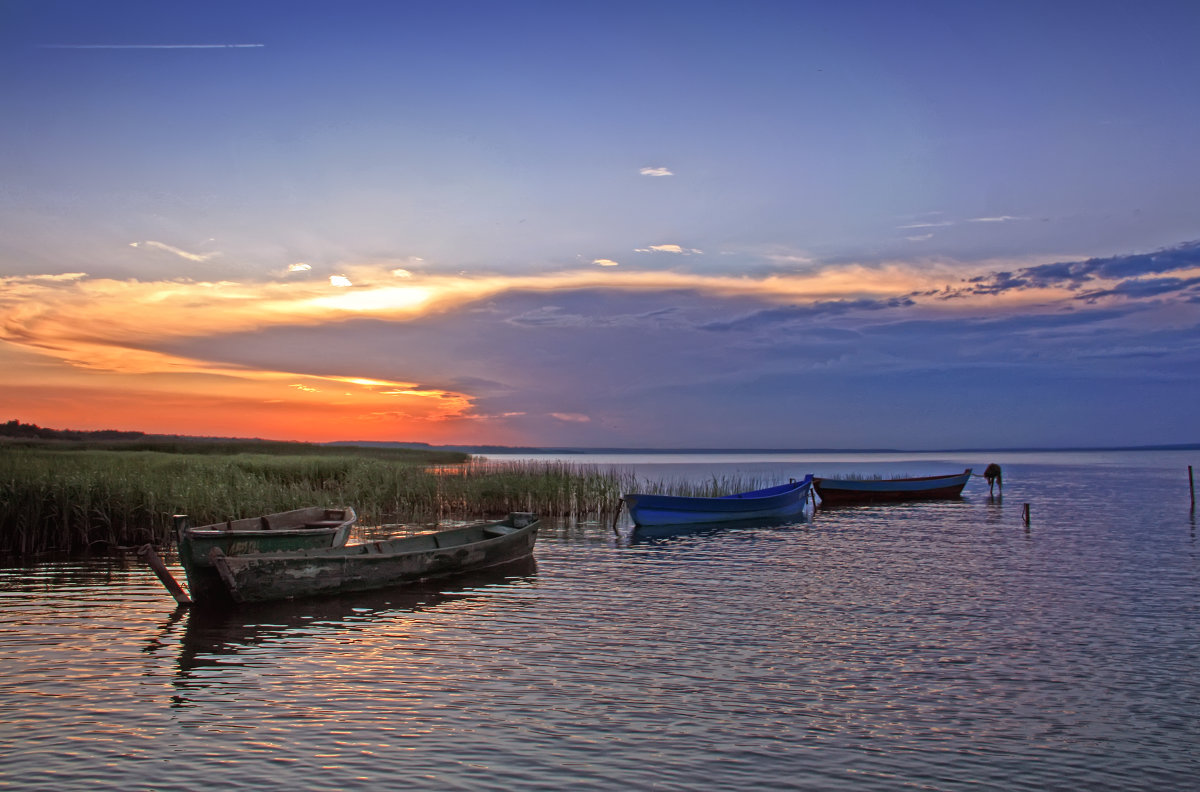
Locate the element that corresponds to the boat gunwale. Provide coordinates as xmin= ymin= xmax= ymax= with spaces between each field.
xmin=181 ymin=506 xmax=356 ymax=537
xmin=183 ymin=526 xmax=350 ymax=539
xmin=227 ymin=516 xmax=541 ymax=562
xmin=813 ymin=469 xmax=972 ymax=486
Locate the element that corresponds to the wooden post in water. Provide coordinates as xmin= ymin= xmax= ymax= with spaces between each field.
xmin=138 ymin=544 xmax=192 ymax=606
xmin=1190 ymin=465 xmax=1195 ymax=510
xmin=1022 ymin=503 xmax=1031 ymax=527
xmin=172 ymin=514 xmax=190 ymax=543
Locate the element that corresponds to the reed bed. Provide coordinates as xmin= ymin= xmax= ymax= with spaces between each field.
xmin=626 ymin=473 xmax=785 ymax=498
xmin=0 ymin=449 xmax=623 ymax=555
xmin=0 ymin=445 xmax=798 ymax=556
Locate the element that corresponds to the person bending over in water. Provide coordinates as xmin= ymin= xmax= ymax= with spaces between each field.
xmin=983 ymin=463 xmax=1002 ymax=496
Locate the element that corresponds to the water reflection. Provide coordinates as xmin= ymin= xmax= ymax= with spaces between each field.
xmin=0 ymin=551 xmax=144 ymax=590
xmin=160 ymin=557 xmax=537 ymax=701
xmin=628 ymin=514 xmax=807 ymax=544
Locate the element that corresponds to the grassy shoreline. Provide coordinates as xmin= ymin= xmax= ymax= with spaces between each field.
xmin=0 ymin=441 xmax=638 ymax=556
xmin=0 ymin=436 xmax=799 ymax=556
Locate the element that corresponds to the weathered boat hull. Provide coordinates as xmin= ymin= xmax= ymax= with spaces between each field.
xmin=622 ymin=476 xmax=813 ymax=527
xmin=813 ymin=469 xmax=972 ymax=506
xmin=205 ymin=512 xmax=539 ymax=605
xmin=177 ymin=507 xmax=356 ymax=605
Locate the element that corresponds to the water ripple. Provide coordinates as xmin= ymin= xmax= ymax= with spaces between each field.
xmin=2 ymin=455 xmax=1199 ymax=789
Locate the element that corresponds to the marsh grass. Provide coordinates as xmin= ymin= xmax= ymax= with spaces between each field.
xmin=627 ymin=474 xmax=784 ymax=497
xmin=0 ymin=448 xmax=625 ymax=555
xmin=0 ymin=444 xmax=805 ymax=555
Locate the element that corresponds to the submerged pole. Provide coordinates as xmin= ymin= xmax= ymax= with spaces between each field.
xmin=1022 ymin=503 xmax=1031 ymax=526
xmin=1190 ymin=466 xmax=1195 ymax=510
xmin=138 ymin=544 xmax=192 ymax=606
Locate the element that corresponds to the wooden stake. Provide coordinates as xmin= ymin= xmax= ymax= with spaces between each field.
xmin=172 ymin=514 xmax=190 ymax=543
xmin=1190 ymin=465 xmax=1195 ymax=510
xmin=138 ymin=544 xmax=192 ymax=606
xmin=1022 ymin=503 xmax=1031 ymax=526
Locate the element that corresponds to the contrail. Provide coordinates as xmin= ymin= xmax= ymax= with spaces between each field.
xmin=41 ymin=43 xmax=265 ymax=49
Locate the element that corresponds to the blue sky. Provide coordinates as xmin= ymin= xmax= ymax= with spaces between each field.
xmin=1 ymin=1 xmax=1198 ymax=447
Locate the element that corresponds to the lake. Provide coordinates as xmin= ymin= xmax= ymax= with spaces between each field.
xmin=1 ymin=450 xmax=1197 ymax=790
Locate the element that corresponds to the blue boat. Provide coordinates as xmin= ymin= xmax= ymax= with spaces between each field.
xmin=622 ymin=475 xmax=814 ymax=527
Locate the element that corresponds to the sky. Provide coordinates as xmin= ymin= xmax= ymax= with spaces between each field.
xmin=2 ymin=0 xmax=1199 ymax=449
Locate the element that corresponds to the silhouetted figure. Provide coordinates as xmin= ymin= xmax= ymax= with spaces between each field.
xmin=984 ymin=463 xmax=1003 ymax=496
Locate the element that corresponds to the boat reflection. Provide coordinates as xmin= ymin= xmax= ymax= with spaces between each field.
xmin=629 ymin=514 xmax=808 ymax=544
xmin=167 ymin=557 xmax=537 ymax=689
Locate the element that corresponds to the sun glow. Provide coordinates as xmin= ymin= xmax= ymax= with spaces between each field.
xmin=309 ymin=286 xmax=432 ymax=313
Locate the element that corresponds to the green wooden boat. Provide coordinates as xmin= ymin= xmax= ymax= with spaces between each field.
xmin=204 ymin=512 xmax=539 ymax=605
xmin=176 ymin=507 xmax=356 ymax=605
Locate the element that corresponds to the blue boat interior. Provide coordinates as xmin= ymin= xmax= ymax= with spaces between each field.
xmin=718 ymin=475 xmax=813 ymax=499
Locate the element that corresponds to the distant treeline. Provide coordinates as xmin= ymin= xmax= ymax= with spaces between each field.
xmin=1 ymin=420 xmax=145 ymax=441
xmin=0 ymin=420 xmax=471 ymax=462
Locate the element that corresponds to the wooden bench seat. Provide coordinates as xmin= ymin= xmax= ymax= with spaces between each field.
xmin=304 ymin=520 xmax=346 ymax=529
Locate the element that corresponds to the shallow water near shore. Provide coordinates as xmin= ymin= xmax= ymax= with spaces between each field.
xmin=2 ymin=450 xmax=1197 ymax=791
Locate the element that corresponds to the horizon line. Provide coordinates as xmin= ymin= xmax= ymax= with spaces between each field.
xmin=330 ymin=440 xmax=1200 ymax=455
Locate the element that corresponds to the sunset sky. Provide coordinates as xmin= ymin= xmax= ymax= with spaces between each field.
xmin=2 ymin=1 xmax=1199 ymax=449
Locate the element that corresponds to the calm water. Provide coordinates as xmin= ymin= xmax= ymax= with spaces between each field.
xmin=2 ymin=451 xmax=1197 ymax=791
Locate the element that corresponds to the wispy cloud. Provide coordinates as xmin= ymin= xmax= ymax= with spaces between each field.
xmin=636 ymin=244 xmax=703 ymax=255
xmin=329 ymin=275 xmax=353 ymax=287
xmin=42 ymin=43 xmax=264 ymax=49
xmin=960 ymin=240 xmax=1200 ymax=298
xmin=701 ymin=297 xmax=916 ymax=332
xmin=639 ymin=166 xmax=673 ymax=176
xmin=593 ymin=259 xmax=620 ymax=267
xmin=1078 ymin=275 xmax=1200 ymax=301
xmin=130 ymin=240 xmax=218 ymax=262
xmin=550 ymin=412 xmax=591 ymax=423
xmin=968 ymin=215 xmax=1024 ymax=223
xmin=897 ymin=221 xmax=953 ymax=230
xmin=287 ymin=263 xmax=312 ymax=273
